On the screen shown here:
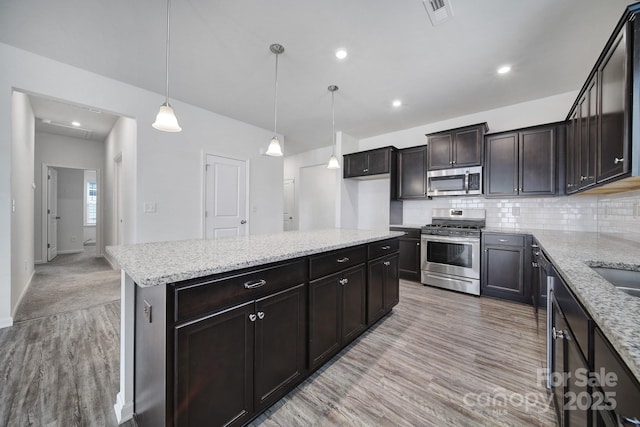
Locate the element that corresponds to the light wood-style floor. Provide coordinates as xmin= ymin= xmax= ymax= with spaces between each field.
xmin=253 ymin=280 xmax=556 ymax=427
xmin=0 ymin=279 xmax=556 ymax=427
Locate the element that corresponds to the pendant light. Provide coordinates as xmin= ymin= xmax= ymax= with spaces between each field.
xmin=327 ymin=85 xmax=340 ymax=169
xmin=265 ymin=44 xmax=285 ymax=156
xmin=152 ymin=0 xmax=182 ymax=132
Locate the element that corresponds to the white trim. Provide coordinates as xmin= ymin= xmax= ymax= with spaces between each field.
xmin=115 ymin=271 xmax=135 ymax=424
xmin=0 ymin=317 xmax=13 ymax=329
xmin=56 ymin=249 xmax=84 ymax=255
xmin=113 ymin=391 xmax=134 ymax=424
xmin=10 ymin=269 xmax=35 ymax=320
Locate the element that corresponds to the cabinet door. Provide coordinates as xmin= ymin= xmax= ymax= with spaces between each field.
xmin=175 ymin=301 xmax=254 ymax=427
xmin=520 ymin=128 xmax=556 ymax=196
xmin=398 ymin=146 xmax=427 ymax=199
xmin=398 ymin=238 xmax=420 ymax=281
xmin=367 ymin=258 xmax=386 ymax=325
xmin=427 ymin=134 xmax=452 ymax=170
xmin=453 ymin=128 xmax=482 ymax=167
xmin=550 ymin=298 xmax=567 ymax=427
xmin=581 ymin=79 xmax=597 ymax=189
xmin=481 ymin=245 xmax=527 ymax=302
xmin=566 ymin=110 xmax=581 ymax=193
xmin=598 ymin=28 xmax=628 ymax=183
xmin=340 ymin=265 xmax=367 ymax=343
xmin=565 ymin=331 xmax=589 ymax=427
xmin=383 ymin=254 xmax=400 ymax=310
xmin=254 ymin=284 xmax=306 ymax=412
xmin=485 ymin=133 xmax=518 ymax=197
xmin=344 ymin=152 xmax=368 ymax=178
xmin=309 ymin=275 xmax=341 ymax=369
xmin=367 ymin=148 xmax=391 ymax=175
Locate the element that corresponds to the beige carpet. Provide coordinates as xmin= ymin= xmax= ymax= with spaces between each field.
xmin=14 ymin=246 xmax=120 ymax=322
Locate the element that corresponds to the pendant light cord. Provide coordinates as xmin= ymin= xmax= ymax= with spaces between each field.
xmin=273 ymin=53 xmax=279 ymax=136
xmin=331 ymin=90 xmax=336 ymax=153
xmin=164 ymin=0 xmax=171 ymax=104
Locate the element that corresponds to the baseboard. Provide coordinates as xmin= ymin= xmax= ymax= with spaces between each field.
xmin=57 ymin=249 xmax=85 ymax=255
xmin=104 ymin=252 xmax=119 ymax=271
xmin=34 ymin=259 xmax=44 ymax=265
xmin=11 ymin=269 xmax=35 ymax=320
xmin=114 ymin=392 xmax=134 ymax=424
xmin=0 ymin=317 xmax=13 ymax=329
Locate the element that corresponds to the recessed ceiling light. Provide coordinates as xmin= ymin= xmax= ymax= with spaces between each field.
xmin=392 ymin=100 xmax=402 ymax=108
xmin=71 ymin=121 xmax=81 ymax=127
xmin=497 ymin=65 xmax=511 ymax=74
xmin=335 ymin=49 xmax=348 ymax=60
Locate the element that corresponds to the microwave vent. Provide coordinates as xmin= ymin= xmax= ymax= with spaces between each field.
xmin=422 ymin=0 xmax=454 ymax=26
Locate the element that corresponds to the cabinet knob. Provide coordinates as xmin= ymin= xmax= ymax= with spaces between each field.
xmin=339 ymin=278 xmax=349 ymax=286
xmin=383 ymin=261 xmax=391 ymax=266
xmin=257 ymin=311 xmax=265 ymax=320
xmin=249 ymin=313 xmax=257 ymax=322
xmin=552 ymin=327 xmax=565 ymax=340
xmin=363 ymin=168 xmax=369 ymax=173
xmin=614 ymin=157 xmax=624 ymax=164
xmin=416 ymin=242 xmax=420 ymax=246
xmin=381 ymin=245 xmax=391 ymax=250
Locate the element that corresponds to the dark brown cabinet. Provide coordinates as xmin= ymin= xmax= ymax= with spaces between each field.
xmin=565 ymin=7 xmax=636 ymax=194
xmin=390 ymin=227 xmax=421 ymax=281
xmin=397 ymin=145 xmax=428 ymax=199
xmin=309 ymin=264 xmax=366 ymax=370
xmin=367 ymin=253 xmax=399 ymax=325
xmin=485 ymin=124 xmax=562 ymax=197
xmin=481 ymin=233 xmax=532 ymax=304
xmin=344 ymin=146 xmax=396 ymax=178
xmin=426 ymin=123 xmax=487 ymax=170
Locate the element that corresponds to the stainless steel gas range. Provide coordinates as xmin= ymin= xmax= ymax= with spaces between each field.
xmin=420 ymin=208 xmax=486 ymax=296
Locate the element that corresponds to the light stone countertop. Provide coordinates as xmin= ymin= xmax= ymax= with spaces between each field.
xmin=106 ymin=228 xmax=403 ymax=288
xmin=485 ymin=227 xmax=640 ymax=383
xmin=389 ymin=224 xmax=423 ymax=229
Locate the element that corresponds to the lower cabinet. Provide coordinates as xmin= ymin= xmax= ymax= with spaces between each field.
xmin=367 ymin=253 xmax=399 ymax=325
xmin=309 ymin=265 xmax=366 ymax=370
xmin=481 ymin=233 xmax=532 ymax=304
xmin=390 ymin=227 xmax=421 ymax=282
xmin=174 ymin=284 xmax=306 ymax=427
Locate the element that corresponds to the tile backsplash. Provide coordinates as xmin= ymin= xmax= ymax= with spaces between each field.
xmin=403 ymin=189 xmax=640 ymax=242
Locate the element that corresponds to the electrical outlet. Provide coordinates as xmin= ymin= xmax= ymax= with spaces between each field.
xmin=143 ymin=300 xmax=152 ymax=323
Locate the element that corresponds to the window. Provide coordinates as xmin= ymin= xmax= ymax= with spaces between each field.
xmin=86 ymin=181 xmax=97 ymax=225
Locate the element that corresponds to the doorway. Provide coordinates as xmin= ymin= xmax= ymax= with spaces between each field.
xmin=283 ymin=178 xmax=295 ymax=231
xmin=204 ymin=154 xmax=249 ymax=238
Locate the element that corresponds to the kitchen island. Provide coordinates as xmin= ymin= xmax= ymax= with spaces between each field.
xmin=107 ymin=228 xmax=403 ymax=427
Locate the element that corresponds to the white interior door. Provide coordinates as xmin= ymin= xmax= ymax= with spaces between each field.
xmin=299 ymin=165 xmax=336 ymax=231
xmin=283 ymin=179 xmax=295 ymax=231
xmin=205 ymin=154 xmax=248 ymax=238
xmin=47 ymin=168 xmax=58 ymax=261
xmin=115 ymin=157 xmax=123 ymax=245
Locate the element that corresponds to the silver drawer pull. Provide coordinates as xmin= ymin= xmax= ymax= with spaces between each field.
xmin=383 ymin=261 xmax=391 ymax=266
xmin=249 ymin=313 xmax=257 ymax=322
xmin=614 ymin=157 xmax=624 ymax=164
xmin=499 ymin=239 xmax=508 ymax=242
xmin=336 ymin=257 xmax=350 ymax=263
xmin=244 ymin=279 xmax=267 ymax=289
xmin=257 ymin=311 xmax=265 ymax=320
xmin=339 ymin=278 xmax=349 ymax=286
xmin=381 ymin=245 xmax=391 ymax=250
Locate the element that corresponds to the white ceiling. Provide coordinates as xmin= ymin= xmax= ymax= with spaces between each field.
xmin=0 ymin=0 xmax=633 ymax=154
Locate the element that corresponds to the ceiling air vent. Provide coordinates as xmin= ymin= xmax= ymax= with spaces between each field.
xmin=422 ymin=0 xmax=454 ymax=26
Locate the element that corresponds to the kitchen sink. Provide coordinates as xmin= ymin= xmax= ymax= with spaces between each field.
xmin=590 ymin=267 xmax=640 ymax=298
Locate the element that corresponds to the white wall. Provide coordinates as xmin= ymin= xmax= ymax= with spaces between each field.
xmin=8 ymin=91 xmax=35 ymax=325
xmin=337 ymin=132 xmax=360 ymax=229
xmin=34 ymin=132 xmax=105 ymax=262
xmin=83 ymin=170 xmax=97 ymax=244
xmin=55 ymin=167 xmax=84 ymax=254
xmin=1 ymin=42 xmax=283 ymax=324
xmin=299 ymin=164 xmax=336 ymax=230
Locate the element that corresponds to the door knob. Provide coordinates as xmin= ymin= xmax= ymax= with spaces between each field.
xmin=240 ymin=220 xmax=247 ymax=224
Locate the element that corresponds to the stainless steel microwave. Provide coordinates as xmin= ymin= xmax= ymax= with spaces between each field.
xmin=426 ymin=165 xmax=482 ymax=197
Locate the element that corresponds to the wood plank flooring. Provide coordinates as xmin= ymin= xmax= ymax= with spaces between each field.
xmin=0 ymin=279 xmax=555 ymax=426
xmin=252 ymin=280 xmax=556 ymax=427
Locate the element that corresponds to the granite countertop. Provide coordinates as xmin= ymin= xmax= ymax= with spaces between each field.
xmin=389 ymin=224 xmax=423 ymax=229
xmin=485 ymin=228 xmax=640 ymax=383
xmin=106 ymin=228 xmax=403 ymax=288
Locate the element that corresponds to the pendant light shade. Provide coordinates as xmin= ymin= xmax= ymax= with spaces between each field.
xmin=327 ymin=85 xmax=340 ymax=169
xmin=152 ymin=0 xmax=182 ymax=132
xmin=266 ymin=44 xmax=285 ymax=156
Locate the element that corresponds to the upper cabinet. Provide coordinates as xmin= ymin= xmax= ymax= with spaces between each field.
xmin=566 ymin=5 xmax=640 ymax=194
xmin=485 ymin=123 xmax=565 ymax=198
xmin=426 ymin=123 xmax=488 ymax=170
xmin=397 ymin=145 xmax=428 ymax=199
xmin=344 ymin=146 xmax=396 ymax=178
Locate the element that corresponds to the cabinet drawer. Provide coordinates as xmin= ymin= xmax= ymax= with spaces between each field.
xmin=390 ymin=227 xmax=421 ymax=239
xmin=368 ymin=238 xmax=399 ymax=260
xmin=174 ymin=259 xmax=307 ymax=323
xmin=554 ymin=272 xmax=590 ymax=358
xmin=309 ymin=246 xmax=366 ymax=280
xmin=483 ymin=233 xmax=525 ymax=247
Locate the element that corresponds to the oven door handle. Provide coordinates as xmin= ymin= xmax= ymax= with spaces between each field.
xmin=421 ymin=234 xmax=480 ymax=245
